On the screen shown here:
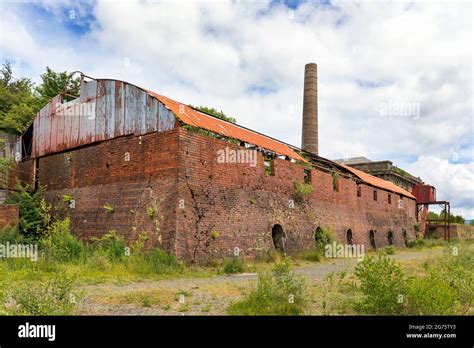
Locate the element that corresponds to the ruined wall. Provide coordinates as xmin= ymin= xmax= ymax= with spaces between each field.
xmin=35 ymin=130 xmax=180 ymax=249
xmin=427 ymin=224 xmax=474 ymax=240
xmin=0 ymin=204 xmax=19 ymax=229
xmin=176 ymin=129 xmax=417 ymax=262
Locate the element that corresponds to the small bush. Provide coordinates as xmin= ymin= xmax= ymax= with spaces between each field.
xmin=91 ymin=230 xmax=127 ymax=262
xmin=354 ymin=255 xmax=406 ymax=315
xmin=315 ymin=226 xmax=335 ymax=251
xmin=5 ymin=273 xmax=81 ymax=315
xmin=405 ymin=271 xmax=459 ymax=315
xmin=5 ymin=184 xmax=51 ymax=240
xmin=41 ymin=218 xmax=84 ymax=262
xmin=227 ymin=259 xmax=307 ymax=315
xmin=383 ymin=246 xmax=396 ymax=255
xmin=293 ymin=181 xmax=313 ymax=201
xmin=407 ymin=238 xmax=425 ymax=248
xmin=0 ymin=225 xmax=24 ymax=244
xmin=221 ymin=257 xmax=246 ymax=274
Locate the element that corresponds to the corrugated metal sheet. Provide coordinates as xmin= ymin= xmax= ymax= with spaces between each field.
xmin=147 ymin=92 xmax=306 ymax=162
xmin=339 ymin=163 xmax=415 ymax=199
xmin=31 ymin=79 xmax=176 ymax=158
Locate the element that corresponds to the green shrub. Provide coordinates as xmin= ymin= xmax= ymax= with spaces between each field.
xmin=91 ymin=230 xmax=127 ymax=262
xmin=0 ymin=225 xmax=24 ymax=244
xmin=354 ymin=255 xmax=406 ymax=315
xmin=41 ymin=218 xmax=84 ymax=262
xmin=315 ymin=226 xmax=335 ymax=251
xmin=407 ymin=238 xmax=425 ymax=248
xmin=293 ymin=181 xmax=313 ymax=201
xmin=227 ymin=259 xmax=307 ymax=315
xmin=5 ymin=184 xmax=51 ymax=240
xmin=383 ymin=246 xmax=396 ymax=255
xmin=405 ymin=271 xmax=459 ymax=315
xmin=221 ymin=256 xmax=246 ymax=274
xmin=5 ymin=273 xmax=81 ymax=315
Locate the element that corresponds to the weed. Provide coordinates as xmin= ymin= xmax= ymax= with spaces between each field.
xmin=227 ymin=259 xmax=307 ymax=315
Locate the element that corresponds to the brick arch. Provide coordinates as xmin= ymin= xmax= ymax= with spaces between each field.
xmin=272 ymin=224 xmax=285 ymax=253
xmin=346 ymin=229 xmax=353 ymax=245
xmin=369 ymin=230 xmax=376 ymax=249
xmin=387 ymin=230 xmax=394 ymax=246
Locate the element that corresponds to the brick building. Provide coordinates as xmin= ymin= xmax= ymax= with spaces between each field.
xmin=333 ymin=157 xmax=423 ymax=192
xmin=11 ymin=65 xmax=419 ymax=262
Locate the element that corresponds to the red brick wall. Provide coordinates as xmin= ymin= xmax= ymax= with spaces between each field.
xmin=0 ymin=204 xmax=19 ymax=228
xmin=23 ymin=125 xmax=418 ymax=263
xmin=37 ymin=130 xmax=180 ymax=249
xmin=176 ymin=128 xmax=417 ymax=262
xmin=9 ymin=159 xmax=35 ymax=189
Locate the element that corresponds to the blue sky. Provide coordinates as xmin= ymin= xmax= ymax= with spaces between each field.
xmin=1 ymin=0 xmax=473 ymax=218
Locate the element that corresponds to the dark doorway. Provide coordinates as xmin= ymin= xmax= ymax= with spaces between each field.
xmin=402 ymin=230 xmax=408 ymax=247
xmin=387 ymin=231 xmax=394 ymax=246
xmin=272 ymin=224 xmax=285 ymax=252
xmin=369 ymin=230 xmax=376 ymax=249
xmin=346 ymin=229 xmax=353 ymax=245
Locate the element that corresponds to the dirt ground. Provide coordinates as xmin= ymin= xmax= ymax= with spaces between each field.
xmin=76 ymin=247 xmax=445 ymax=315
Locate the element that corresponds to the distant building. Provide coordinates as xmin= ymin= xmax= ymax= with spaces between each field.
xmin=333 ymin=157 xmax=423 ymax=192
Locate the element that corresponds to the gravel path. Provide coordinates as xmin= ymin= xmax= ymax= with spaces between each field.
xmin=76 ymin=248 xmax=444 ymax=315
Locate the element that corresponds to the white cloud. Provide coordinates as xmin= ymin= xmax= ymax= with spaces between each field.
xmin=1 ymin=0 xmax=473 ymax=216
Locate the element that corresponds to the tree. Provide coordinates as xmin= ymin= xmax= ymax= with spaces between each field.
xmin=0 ymin=63 xmax=81 ymax=135
xmin=34 ymin=67 xmax=80 ymax=107
xmin=0 ymin=62 xmax=37 ymax=134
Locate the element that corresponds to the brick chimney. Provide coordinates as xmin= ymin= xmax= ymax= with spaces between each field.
xmin=301 ymin=63 xmax=318 ymax=155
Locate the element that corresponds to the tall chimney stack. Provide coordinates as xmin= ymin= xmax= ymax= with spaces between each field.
xmin=301 ymin=63 xmax=318 ymax=155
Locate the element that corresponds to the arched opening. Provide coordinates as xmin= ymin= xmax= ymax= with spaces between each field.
xmin=387 ymin=231 xmax=394 ymax=246
xmin=369 ymin=230 xmax=376 ymax=249
xmin=272 ymin=224 xmax=285 ymax=253
xmin=402 ymin=230 xmax=408 ymax=247
xmin=346 ymin=229 xmax=353 ymax=245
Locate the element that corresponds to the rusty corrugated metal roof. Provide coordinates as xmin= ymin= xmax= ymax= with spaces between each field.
xmin=339 ymin=163 xmax=415 ymax=199
xmin=147 ymin=91 xmax=306 ymax=162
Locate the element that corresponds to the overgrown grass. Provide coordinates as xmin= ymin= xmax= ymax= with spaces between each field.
xmin=2 ymin=273 xmax=82 ymax=315
xmin=354 ymin=243 xmax=473 ymax=315
xmin=227 ymin=259 xmax=307 ymax=315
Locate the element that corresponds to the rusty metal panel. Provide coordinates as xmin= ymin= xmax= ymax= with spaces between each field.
xmin=43 ymin=102 xmax=52 ymax=156
xmin=32 ymin=113 xmax=39 ymax=158
xmin=50 ymin=95 xmax=63 ymax=152
xmin=124 ymin=84 xmax=146 ymax=135
xmin=124 ymin=84 xmax=136 ymax=135
xmin=105 ymin=80 xmax=116 ymax=139
xmin=78 ymin=80 xmax=97 ymax=144
xmin=158 ymin=102 xmax=175 ymax=131
xmin=63 ymin=100 xmax=72 ymax=150
xmin=114 ymin=81 xmax=125 ymax=137
xmin=69 ymin=100 xmax=80 ymax=149
xmin=95 ymin=80 xmax=106 ymax=142
xmin=146 ymin=94 xmax=158 ymax=133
